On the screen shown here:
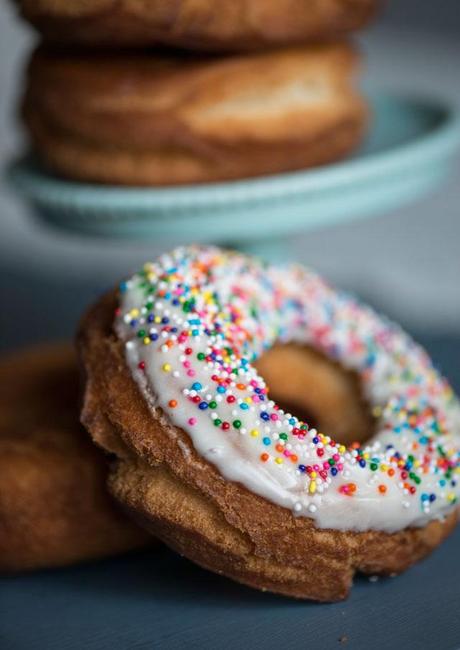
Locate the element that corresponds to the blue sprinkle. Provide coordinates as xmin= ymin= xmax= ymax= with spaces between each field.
xmin=240 ymin=403 xmax=249 ymax=410
xmin=331 ymin=467 xmax=338 ymax=476
xmin=198 ymin=402 xmax=208 ymax=410
xmin=217 ymin=386 xmax=226 ymax=394
xmin=261 ymin=412 xmax=270 ymax=421
xmin=263 ymin=437 xmax=271 ymax=446
xmin=192 ymin=382 xmax=202 ymax=391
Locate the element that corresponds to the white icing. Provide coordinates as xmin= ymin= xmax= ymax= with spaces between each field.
xmin=116 ymin=246 xmax=460 ymax=533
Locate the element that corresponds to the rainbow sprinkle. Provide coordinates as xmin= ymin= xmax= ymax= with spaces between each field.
xmin=116 ymin=246 xmax=460 ymax=532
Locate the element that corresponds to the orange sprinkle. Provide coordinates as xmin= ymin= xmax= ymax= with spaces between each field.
xmin=236 ymin=383 xmax=246 ymax=390
xmin=348 ymin=482 xmax=357 ymax=493
xmin=275 ymin=443 xmax=284 ymax=453
xmin=290 ymin=454 xmax=298 ymax=463
xmin=260 ymin=453 xmax=269 ymax=462
xmin=378 ymin=484 xmax=387 ymax=494
xmin=168 ymin=399 xmax=177 ymax=408
xmin=388 ymin=468 xmax=395 ymax=477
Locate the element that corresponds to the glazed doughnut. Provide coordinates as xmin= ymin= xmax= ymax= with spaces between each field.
xmin=22 ymin=43 xmax=368 ymax=186
xmin=79 ymin=247 xmax=460 ymax=601
xmin=0 ymin=343 xmax=149 ymax=572
xmin=16 ymin=0 xmax=380 ymax=51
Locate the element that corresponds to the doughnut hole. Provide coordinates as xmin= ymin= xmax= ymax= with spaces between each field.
xmin=254 ymin=343 xmax=374 ymax=446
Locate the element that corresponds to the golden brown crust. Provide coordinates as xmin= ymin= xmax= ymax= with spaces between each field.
xmin=0 ymin=343 xmax=150 ymax=572
xmin=78 ymin=291 xmax=458 ymax=601
xmin=22 ymin=43 xmax=368 ymax=186
xmin=17 ymin=0 xmax=381 ymax=51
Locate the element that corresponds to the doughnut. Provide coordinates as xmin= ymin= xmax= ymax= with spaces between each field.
xmin=22 ymin=43 xmax=368 ymax=186
xmin=0 ymin=343 xmax=150 ymax=572
xmin=78 ymin=246 xmax=460 ymax=601
xmin=16 ymin=0 xmax=380 ymax=51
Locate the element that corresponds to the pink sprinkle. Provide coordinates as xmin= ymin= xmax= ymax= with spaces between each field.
xmin=188 ymin=417 xmax=197 ymax=426
xmin=336 ymin=463 xmax=344 ymax=471
xmin=270 ymin=413 xmax=278 ymax=421
xmin=183 ymin=360 xmax=191 ymax=368
xmin=283 ymin=450 xmax=291 ymax=457
xmin=333 ymin=454 xmax=340 ymax=461
xmin=187 ymin=369 xmax=196 ymax=377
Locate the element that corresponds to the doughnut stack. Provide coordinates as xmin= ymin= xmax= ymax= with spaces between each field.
xmin=15 ymin=0 xmax=381 ymax=186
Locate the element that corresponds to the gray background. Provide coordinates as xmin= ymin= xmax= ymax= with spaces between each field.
xmin=0 ymin=4 xmax=460 ymax=650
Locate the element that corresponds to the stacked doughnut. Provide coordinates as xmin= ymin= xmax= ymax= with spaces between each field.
xmin=15 ymin=0 xmax=381 ymax=185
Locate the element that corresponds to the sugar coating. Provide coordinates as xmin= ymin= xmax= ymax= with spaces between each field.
xmin=116 ymin=246 xmax=460 ymax=533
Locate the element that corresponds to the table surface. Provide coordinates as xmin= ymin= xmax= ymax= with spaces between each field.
xmin=1 ymin=336 xmax=459 ymax=650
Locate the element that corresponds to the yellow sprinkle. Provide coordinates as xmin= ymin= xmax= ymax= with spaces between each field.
xmin=447 ymin=493 xmax=456 ymax=502
xmin=275 ymin=457 xmax=283 ymax=465
xmin=309 ymin=481 xmax=317 ymax=494
xmin=162 ymin=363 xmax=171 ymax=373
xmin=154 ymin=316 xmax=161 ymax=323
xmin=130 ymin=308 xmax=140 ymax=317
xmin=380 ymin=464 xmax=388 ymax=472
xmin=363 ymin=453 xmax=370 ymax=460
xmin=143 ymin=337 xmax=151 ymax=345
xmin=339 ymin=445 xmax=346 ymax=454
xmin=310 ymin=471 xmax=317 ymax=479
xmin=250 ymin=429 xmax=259 ymax=437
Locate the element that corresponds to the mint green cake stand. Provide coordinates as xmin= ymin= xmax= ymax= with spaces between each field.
xmin=8 ymin=93 xmax=460 ymax=260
